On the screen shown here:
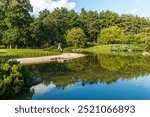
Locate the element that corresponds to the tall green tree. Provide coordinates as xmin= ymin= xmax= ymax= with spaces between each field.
xmin=30 ymin=9 xmax=50 ymax=48
xmin=1 ymin=0 xmax=33 ymax=48
xmin=79 ymin=9 xmax=100 ymax=43
xmin=99 ymin=10 xmax=120 ymax=28
xmin=119 ymin=14 xmax=150 ymax=34
xmin=133 ymin=28 xmax=150 ymax=50
xmin=98 ymin=26 xmax=125 ymax=44
xmin=43 ymin=8 xmax=70 ymax=46
xmin=0 ymin=0 xmax=8 ymax=44
xmin=66 ymin=27 xmax=87 ymax=48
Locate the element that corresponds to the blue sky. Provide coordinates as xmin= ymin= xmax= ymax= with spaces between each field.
xmin=30 ymin=0 xmax=150 ymax=18
xmin=72 ymin=0 xmax=150 ymax=17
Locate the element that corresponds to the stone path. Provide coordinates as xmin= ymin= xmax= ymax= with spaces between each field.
xmin=13 ymin=53 xmax=85 ymax=64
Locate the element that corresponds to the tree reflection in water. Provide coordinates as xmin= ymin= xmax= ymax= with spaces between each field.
xmin=28 ymin=53 xmax=150 ymax=88
xmin=11 ymin=52 xmax=150 ymax=99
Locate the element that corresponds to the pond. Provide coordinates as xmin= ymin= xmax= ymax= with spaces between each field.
xmin=18 ymin=52 xmax=150 ymax=100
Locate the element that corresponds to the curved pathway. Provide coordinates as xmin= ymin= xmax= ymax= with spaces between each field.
xmin=14 ymin=53 xmax=85 ymax=64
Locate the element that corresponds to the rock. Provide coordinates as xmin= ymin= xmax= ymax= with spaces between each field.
xmin=142 ymin=51 xmax=150 ymax=56
xmin=128 ymin=48 xmax=132 ymax=52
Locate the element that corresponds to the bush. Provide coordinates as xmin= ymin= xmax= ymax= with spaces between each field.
xmin=64 ymin=46 xmax=78 ymax=52
xmin=85 ymin=42 xmax=95 ymax=48
xmin=43 ymin=46 xmax=57 ymax=51
xmin=110 ymin=44 xmax=143 ymax=52
xmin=0 ymin=45 xmax=5 ymax=49
xmin=98 ymin=26 xmax=125 ymax=44
xmin=43 ymin=46 xmax=63 ymax=53
xmin=0 ymin=59 xmax=30 ymax=99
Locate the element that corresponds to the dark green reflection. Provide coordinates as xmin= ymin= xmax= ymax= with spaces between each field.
xmin=26 ymin=53 xmax=150 ymax=89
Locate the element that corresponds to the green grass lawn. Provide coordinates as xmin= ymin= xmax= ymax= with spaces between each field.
xmin=0 ymin=44 xmax=144 ymax=59
xmin=63 ymin=45 xmax=111 ymax=54
xmin=82 ymin=44 xmax=144 ymax=54
xmin=83 ymin=45 xmax=111 ymax=54
xmin=0 ymin=49 xmax=61 ymax=59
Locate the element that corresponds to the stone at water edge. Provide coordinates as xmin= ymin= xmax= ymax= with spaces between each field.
xmin=142 ymin=51 xmax=150 ymax=56
xmin=128 ymin=49 xmax=132 ymax=52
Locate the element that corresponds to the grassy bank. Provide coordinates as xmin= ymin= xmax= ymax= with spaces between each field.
xmin=0 ymin=49 xmax=61 ymax=59
xmin=84 ymin=45 xmax=111 ymax=54
xmin=64 ymin=45 xmax=111 ymax=54
xmin=64 ymin=44 xmax=146 ymax=55
xmin=0 ymin=44 xmax=147 ymax=59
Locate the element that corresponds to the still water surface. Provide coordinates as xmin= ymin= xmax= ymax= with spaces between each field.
xmin=22 ymin=53 xmax=150 ymax=100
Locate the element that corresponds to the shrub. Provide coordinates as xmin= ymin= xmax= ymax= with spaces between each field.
xmin=110 ymin=44 xmax=143 ymax=52
xmin=0 ymin=59 xmax=29 ymax=99
xmin=98 ymin=26 xmax=125 ymax=44
xmin=43 ymin=46 xmax=57 ymax=51
xmin=63 ymin=46 xmax=78 ymax=52
xmin=0 ymin=45 xmax=5 ymax=49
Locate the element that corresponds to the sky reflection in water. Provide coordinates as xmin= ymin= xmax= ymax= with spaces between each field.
xmin=27 ymin=53 xmax=150 ymax=100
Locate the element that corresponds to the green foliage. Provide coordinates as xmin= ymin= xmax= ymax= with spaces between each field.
xmin=84 ymin=45 xmax=111 ymax=54
xmin=99 ymin=10 xmax=120 ymax=28
xmin=63 ymin=46 xmax=79 ymax=52
xmin=30 ymin=9 xmax=50 ymax=48
xmin=98 ymin=26 xmax=125 ymax=44
xmin=0 ymin=49 xmax=61 ymax=58
xmin=42 ymin=8 xmax=78 ymax=46
xmin=66 ymin=28 xmax=87 ymax=48
xmin=0 ymin=45 xmax=5 ymax=49
xmin=122 ymin=34 xmax=133 ymax=44
xmin=27 ymin=53 xmax=150 ymax=88
xmin=119 ymin=14 xmax=150 ymax=34
xmin=0 ymin=0 xmax=33 ymax=48
xmin=110 ymin=44 xmax=143 ymax=52
xmin=133 ymin=32 xmax=150 ymax=51
xmin=2 ymin=28 xmax=20 ymax=46
xmin=43 ymin=46 xmax=57 ymax=51
xmin=0 ymin=59 xmax=29 ymax=98
xmin=0 ymin=1 xmax=150 ymax=51
xmin=79 ymin=9 xmax=100 ymax=43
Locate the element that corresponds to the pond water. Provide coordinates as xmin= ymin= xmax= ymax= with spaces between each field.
xmin=20 ymin=52 xmax=150 ymax=100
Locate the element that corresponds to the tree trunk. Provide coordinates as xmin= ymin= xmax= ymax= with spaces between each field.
xmin=9 ymin=44 xmax=12 ymax=49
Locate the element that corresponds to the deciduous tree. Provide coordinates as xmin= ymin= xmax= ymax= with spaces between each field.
xmin=66 ymin=28 xmax=87 ymax=48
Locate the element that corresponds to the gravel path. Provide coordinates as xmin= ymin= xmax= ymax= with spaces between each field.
xmin=13 ymin=53 xmax=85 ymax=64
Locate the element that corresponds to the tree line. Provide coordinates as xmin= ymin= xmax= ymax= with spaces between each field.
xmin=0 ymin=0 xmax=150 ymax=50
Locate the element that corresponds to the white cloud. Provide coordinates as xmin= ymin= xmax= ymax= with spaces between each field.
xmin=30 ymin=0 xmax=76 ymax=15
xmin=131 ymin=8 xmax=138 ymax=14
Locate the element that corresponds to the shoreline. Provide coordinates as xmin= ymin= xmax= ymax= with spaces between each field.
xmin=13 ymin=53 xmax=86 ymax=65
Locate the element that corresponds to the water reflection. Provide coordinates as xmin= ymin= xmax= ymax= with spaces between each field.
xmin=24 ymin=53 xmax=150 ymax=99
xmin=31 ymin=83 xmax=56 ymax=94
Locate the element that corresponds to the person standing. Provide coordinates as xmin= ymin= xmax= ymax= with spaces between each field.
xmin=58 ymin=43 xmax=63 ymax=51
